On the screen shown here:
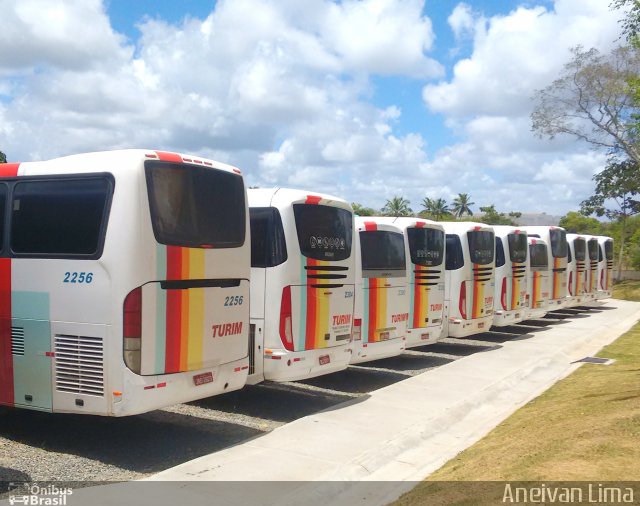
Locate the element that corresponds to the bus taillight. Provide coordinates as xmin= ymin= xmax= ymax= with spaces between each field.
xmin=500 ymin=277 xmax=507 ymax=310
xmin=459 ymin=281 xmax=467 ymax=320
xmin=123 ymin=287 xmax=142 ymax=374
xmin=353 ymin=319 xmax=362 ymax=341
xmin=279 ymin=286 xmax=294 ymax=351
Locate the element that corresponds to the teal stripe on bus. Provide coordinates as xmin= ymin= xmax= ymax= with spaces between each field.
xmin=155 ymin=244 xmax=167 ymax=374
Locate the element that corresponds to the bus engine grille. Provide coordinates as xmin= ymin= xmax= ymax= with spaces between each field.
xmin=54 ymin=334 xmax=105 ymax=397
xmin=11 ymin=327 xmax=25 ymax=356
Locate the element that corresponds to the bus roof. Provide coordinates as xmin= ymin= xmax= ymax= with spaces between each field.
xmin=439 ymin=221 xmax=493 ymax=234
xmin=491 ymin=225 xmax=527 ymax=239
xmin=373 ymin=216 xmax=444 ymax=232
xmin=4 ymin=149 xmax=243 ymax=179
xmin=247 ymin=187 xmax=351 ymax=211
xmin=355 ymin=217 xmax=403 ymax=234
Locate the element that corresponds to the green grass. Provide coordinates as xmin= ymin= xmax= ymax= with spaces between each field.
xmin=613 ymin=279 xmax=640 ymax=301
xmin=394 ymin=301 xmax=640 ymax=505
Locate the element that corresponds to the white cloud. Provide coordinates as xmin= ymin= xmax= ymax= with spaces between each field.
xmin=448 ymin=3 xmax=476 ymax=41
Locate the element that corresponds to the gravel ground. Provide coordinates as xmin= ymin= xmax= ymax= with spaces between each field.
xmin=0 ymin=311 xmax=586 ymax=485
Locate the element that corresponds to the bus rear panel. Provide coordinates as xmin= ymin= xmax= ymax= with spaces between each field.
xmin=527 ymin=237 xmax=550 ymax=319
xmin=352 ymin=219 xmax=408 ymax=364
xmin=0 ymin=150 xmax=251 ymax=416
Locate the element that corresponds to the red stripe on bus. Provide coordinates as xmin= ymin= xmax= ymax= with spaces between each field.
xmin=155 ymin=151 xmax=183 ymax=163
xmin=364 ymin=221 xmax=377 ymax=231
xmin=165 ymin=247 xmax=183 ymax=373
xmin=0 ymin=163 xmax=19 ymax=177
xmin=368 ymin=278 xmax=378 ymax=342
xmin=0 ymin=258 xmax=14 ymax=406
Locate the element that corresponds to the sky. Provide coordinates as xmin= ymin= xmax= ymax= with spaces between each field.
xmin=0 ymin=0 xmax=627 ymax=216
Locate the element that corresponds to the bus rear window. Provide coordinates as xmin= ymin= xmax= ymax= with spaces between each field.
xmin=407 ymin=227 xmax=444 ymax=267
xmin=529 ymin=244 xmax=548 ymax=269
xmin=146 ymin=162 xmax=245 ymax=248
xmin=11 ymin=177 xmax=112 ymax=257
xmin=574 ymin=239 xmax=586 ymax=261
xmin=588 ymin=239 xmax=598 ymax=261
xmin=293 ymin=204 xmax=352 ymax=261
xmin=550 ymin=229 xmax=567 ymax=258
xmin=360 ymin=231 xmax=405 ymax=271
xmin=605 ymin=240 xmax=613 ymax=260
xmin=495 ymin=238 xmax=505 ymax=268
xmin=467 ymin=231 xmax=494 ymax=265
xmin=445 ymin=234 xmax=464 ymax=270
xmin=508 ymin=233 xmax=527 ymax=263
xmin=249 ymin=207 xmax=287 ymax=268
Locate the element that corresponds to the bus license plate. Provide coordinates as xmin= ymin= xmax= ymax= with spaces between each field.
xmin=380 ymin=331 xmax=390 ymax=340
xmin=478 ymin=322 xmax=485 ymax=329
xmin=319 ymin=355 xmax=330 ymax=366
xmin=193 ymin=372 xmax=214 ymax=386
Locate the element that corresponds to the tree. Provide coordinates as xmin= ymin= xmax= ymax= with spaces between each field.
xmin=611 ymin=0 xmax=640 ymax=42
xmin=351 ymin=202 xmax=376 ymax=216
xmin=580 ymin=158 xmax=640 ymax=279
xmin=560 ymin=212 xmax=600 ymax=234
xmin=381 ymin=196 xmax=412 ymax=217
xmin=0 ymin=151 xmax=6 ymax=163
xmin=421 ymin=197 xmax=450 ymax=220
xmin=558 ymin=211 xmax=603 ymax=234
xmin=451 ymin=193 xmax=474 ymax=218
xmin=531 ymin=45 xmax=640 ymax=164
xmin=477 ymin=204 xmax=518 ymax=226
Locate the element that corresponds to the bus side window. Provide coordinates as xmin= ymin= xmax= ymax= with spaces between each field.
xmin=495 ymin=237 xmax=505 ymax=268
xmin=0 ymin=184 xmax=6 ymax=252
xmin=598 ymin=245 xmax=603 ymax=262
xmin=567 ymin=243 xmax=572 ymax=263
xmin=10 ymin=177 xmax=112 ymax=258
xmin=249 ymin=207 xmax=287 ymax=268
xmin=445 ymin=234 xmax=463 ymax=271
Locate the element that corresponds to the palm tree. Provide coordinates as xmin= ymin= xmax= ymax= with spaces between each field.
xmin=421 ymin=197 xmax=450 ymax=220
xmin=451 ymin=193 xmax=474 ymax=218
xmin=382 ymin=196 xmax=412 ymax=217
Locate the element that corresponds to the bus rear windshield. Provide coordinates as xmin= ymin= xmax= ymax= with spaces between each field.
xmin=145 ymin=161 xmax=246 ymax=248
xmin=529 ymin=244 xmax=548 ymax=269
xmin=605 ymin=240 xmax=613 ymax=260
xmin=360 ymin=231 xmax=405 ymax=271
xmin=588 ymin=239 xmax=598 ymax=261
xmin=407 ymin=228 xmax=444 ymax=267
xmin=508 ymin=233 xmax=527 ymax=263
xmin=467 ymin=231 xmax=494 ymax=265
xmin=574 ymin=239 xmax=586 ymax=261
xmin=550 ymin=229 xmax=567 ymax=258
xmin=293 ymin=204 xmax=352 ymax=261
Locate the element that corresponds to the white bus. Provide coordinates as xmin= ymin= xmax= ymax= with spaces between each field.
xmin=526 ymin=226 xmax=568 ymax=309
xmin=441 ymin=222 xmax=495 ymax=338
xmin=583 ymin=235 xmax=600 ymax=302
xmin=565 ymin=234 xmax=589 ymax=308
xmin=247 ymin=188 xmax=355 ymax=383
xmin=596 ymin=236 xmax=614 ymax=299
xmin=492 ymin=226 xmax=529 ymax=327
xmin=0 ymin=149 xmax=250 ymax=416
xmin=375 ymin=217 xmax=445 ymax=347
xmin=351 ymin=218 xmax=408 ymax=364
xmin=527 ymin=236 xmax=550 ymax=318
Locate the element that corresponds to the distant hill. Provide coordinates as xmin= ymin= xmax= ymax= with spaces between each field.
xmin=470 ymin=212 xmax=562 ymax=226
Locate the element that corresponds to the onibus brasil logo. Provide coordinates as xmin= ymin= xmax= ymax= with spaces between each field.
xmin=9 ymin=483 xmax=73 ymax=505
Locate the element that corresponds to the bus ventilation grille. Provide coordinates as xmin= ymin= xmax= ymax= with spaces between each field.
xmin=11 ymin=327 xmax=25 ymax=356
xmin=54 ymin=334 xmax=105 ymax=397
xmin=249 ymin=324 xmax=256 ymax=375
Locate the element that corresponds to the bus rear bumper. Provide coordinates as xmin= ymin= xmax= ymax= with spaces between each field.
xmin=262 ymin=344 xmax=352 ymax=382
xmin=111 ymin=356 xmax=249 ymax=417
xmin=492 ymin=309 xmax=526 ymax=327
xmin=447 ymin=315 xmax=493 ymax=338
xmin=405 ymin=324 xmax=444 ymax=348
xmin=350 ymin=337 xmax=405 ymax=364
xmin=596 ymin=290 xmax=612 ymax=299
